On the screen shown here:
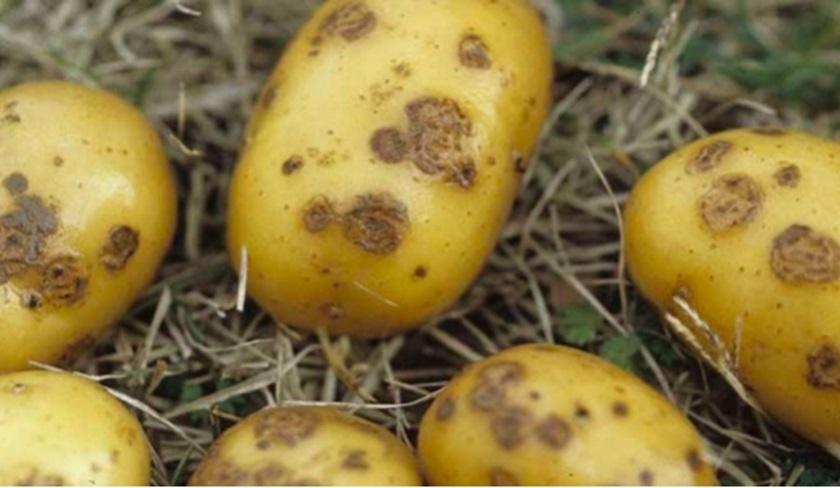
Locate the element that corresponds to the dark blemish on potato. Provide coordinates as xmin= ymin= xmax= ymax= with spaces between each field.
xmin=19 ymin=290 xmax=42 ymax=310
xmin=192 ymin=458 xmax=251 ymax=486
xmin=0 ymin=194 xmax=59 ymax=284
xmin=528 ymin=391 xmax=540 ymax=401
xmin=341 ymin=193 xmax=408 ymax=254
xmin=771 ymin=225 xmax=840 ymax=283
xmin=371 ymin=127 xmax=408 ymax=163
xmin=436 ymin=397 xmax=455 ymax=421
xmin=451 ymin=161 xmax=477 ymax=189
xmin=53 ymin=156 xmax=64 ymax=167
xmin=534 ymin=414 xmax=571 ymax=449
xmin=574 ymin=404 xmax=590 ymax=420
xmin=489 ymin=467 xmax=519 ymax=486
xmin=686 ymin=449 xmax=703 ymax=472
xmin=262 ymin=86 xmax=279 ymax=108
xmin=100 ymin=225 xmax=139 ymax=271
xmin=751 ymin=127 xmax=787 ymax=136
xmin=3 ymin=172 xmax=28 ymax=195
xmin=689 ymin=140 xmax=732 ymax=173
xmin=612 ymin=401 xmax=629 ymax=417
xmin=774 ymin=164 xmax=800 ymax=188
xmin=459 ymin=33 xmax=491 ymax=69
xmin=470 ymin=362 xmax=524 ymax=411
xmin=414 ymin=266 xmax=427 ymax=278
xmin=303 ymin=197 xmax=335 ymax=233
xmin=253 ymin=408 xmax=319 ymax=448
xmin=322 ymin=303 xmax=344 ymax=320
xmin=252 ymin=464 xmax=287 ymax=485
xmin=513 ymin=150 xmax=527 ymax=173
xmin=406 ymin=96 xmax=474 ymax=176
xmin=282 ymin=156 xmax=304 ymax=175
xmin=342 ymin=450 xmax=370 ymax=470
xmin=639 ymin=469 xmax=655 ymax=486
xmin=806 ymin=342 xmax=840 ymax=390
xmin=392 ymin=62 xmax=412 ymax=78
xmin=319 ymin=2 xmax=376 ymax=41
xmin=699 ymin=174 xmax=762 ymax=232
xmin=491 ymin=405 xmax=532 ymax=449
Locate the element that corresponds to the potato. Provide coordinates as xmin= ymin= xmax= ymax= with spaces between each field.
xmin=624 ymin=128 xmax=840 ymax=456
xmin=227 ymin=0 xmax=553 ymax=336
xmin=189 ymin=406 xmax=421 ymax=486
xmin=0 ymin=81 xmax=177 ymax=372
xmin=418 ymin=344 xmax=717 ymax=485
xmin=0 ymin=370 xmax=150 ymax=485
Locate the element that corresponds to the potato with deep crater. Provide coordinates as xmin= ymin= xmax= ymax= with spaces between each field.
xmin=189 ymin=406 xmax=421 ymax=486
xmin=624 ymin=128 xmax=840 ymax=456
xmin=227 ymin=0 xmax=553 ymax=336
xmin=0 ymin=81 xmax=177 ymax=372
xmin=0 ymin=370 xmax=151 ymax=485
xmin=418 ymin=344 xmax=717 ymax=485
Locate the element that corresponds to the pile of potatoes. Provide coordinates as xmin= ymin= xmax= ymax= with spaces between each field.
xmin=1 ymin=0 xmax=838 ymax=486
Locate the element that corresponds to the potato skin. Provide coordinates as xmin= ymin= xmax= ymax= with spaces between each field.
xmin=0 ymin=370 xmax=150 ymax=485
xmin=418 ymin=344 xmax=717 ymax=485
xmin=227 ymin=0 xmax=553 ymax=336
xmin=0 ymin=81 xmax=177 ymax=372
xmin=624 ymin=128 xmax=840 ymax=452
xmin=189 ymin=406 xmax=421 ymax=486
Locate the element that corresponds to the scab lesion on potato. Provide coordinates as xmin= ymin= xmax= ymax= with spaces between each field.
xmin=774 ymin=164 xmax=800 ymax=188
xmin=341 ymin=449 xmax=370 ymax=470
xmin=253 ymin=408 xmax=320 ymax=449
xmin=806 ymin=342 xmax=840 ymax=390
xmin=3 ymin=172 xmax=28 ymax=195
xmin=488 ymin=467 xmax=518 ymax=486
xmin=534 ymin=414 xmax=572 ymax=449
xmin=459 ymin=33 xmax=492 ymax=69
xmin=611 ymin=401 xmax=629 ymax=417
xmin=638 ymin=469 xmax=655 ymax=486
xmin=688 ymin=140 xmax=732 ymax=173
xmin=41 ymin=255 xmax=89 ymax=306
xmin=100 ymin=225 xmax=139 ymax=271
xmin=370 ymin=127 xmax=408 ymax=163
xmin=470 ymin=362 xmax=524 ymax=411
xmin=771 ymin=224 xmax=840 ymax=283
xmin=318 ymin=2 xmax=376 ymax=42
xmin=341 ymin=193 xmax=408 ymax=255
xmin=303 ymin=197 xmax=336 ymax=233
xmin=491 ymin=405 xmax=532 ymax=449
xmin=282 ymin=156 xmax=305 ymax=175
xmin=699 ymin=174 xmax=763 ymax=232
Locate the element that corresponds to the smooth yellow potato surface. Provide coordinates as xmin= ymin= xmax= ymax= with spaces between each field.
xmin=624 ymin=128 xmax=840 ymax=452
xmin=228 ymin=0 xmax=553 ymax=336
xmin=0 ymin=81 xmax=177 ymax=372
xmin=189 ymin=406 xmax=421 ymax=486
xmin=0 ymin=370 xmax=150 ymax=485
xmin=418 ymin=344 xmax=717 ymax=485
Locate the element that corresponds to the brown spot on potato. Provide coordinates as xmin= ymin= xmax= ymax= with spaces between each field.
xmin=320 ymin=2 xmax=376 ymax=41
xmin=282 ymin=156 xmax=304 ymax=175
xmin=3 ymin=172 xmax=28 ymax=195
xmin=253 ymin=408 xmax=319 ymax=448
xmin=100 ymin=225 xmax=139 ymax=271
xmin=686 ymin=449 xmax=703 ymax=472
xmin=774 ymin=164 xmax=800 ymax=188
xmin=639 ymin=469 xmax=655 ymax=486
xmin=489 ymin=467 xmax=519 ymax=486
xmin=0 ymin=194 xmax=58 ymax=282
xmin=535 ymin=414 xmax=571 ymax=449
xmin=451 ymin=161 xmax=477 ymax=189
xmin=392 ymin=62 xmax=412 ymax=78
xmin=513 ymin=150 xmax=527 ymax=173
xmin=341 ymin=193 xmax=408 ymax=254
xmin=191 ymin=458 xmax=250 ymax=486
xmin=806 ymin=342 xmax=840 ymax=390
xmin=699 ymin=174 xmax=762 ymax=232
xmin=491 ymin=406 xmax=532 ymax=449
xmin=771 ymin=225 xmax=840 ymax=283
xmin=40 ymin=255 xmax=88 ymax=306
xmin=405 ymin=96 xmax=474 ymax=177
xmin=414 ymin=266 xmax=427 ymax=278
xmin=436 ymin=397 xmax=455 ymax=421
xmin=459 ymin=34 xmax=491 ymax=69
xmin=322 ymin=303 xmax=344 ymax=320
xmin=751 ymin=127 xmax=787 ymax=136
xmin=471 ymin=362 xmax=524 ymax=411
xmin=252 ymin=464 xmax=287 ymax=485
xmin=303 ymin=197 xmax=335 ymax=233
xmin=574 ymin=404 xmax=590 ymax=420
xmin=371 ymin=127 xmax=408 ymax=163
xmin=689 ymin=140 xmax=732 ymax=172
xmin=612 ymin=401 xmax=629 ymax=417
xmin=262 ymin=86 xmax=279 ymax=108
xmin=342 ymin=450 xmax=369 ymax=470
xmin=53 ymin=156 xmax=64 ymax=167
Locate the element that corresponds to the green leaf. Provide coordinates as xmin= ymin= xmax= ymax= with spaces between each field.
xmin=558 ymin=304 xmax=602 ymax=346
xmin=598 ymin=334 xmax=641 ymax=372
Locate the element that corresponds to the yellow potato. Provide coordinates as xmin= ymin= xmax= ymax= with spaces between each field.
xmin=0 ymin=370 xmax=150 ymax=485
xmin=624 ymin=128 xmax=840 ymax=456
xmin=189 ymin=406 xmax=421 ymax=486
xmin=227 ymin=0 xmax=553 ymax=336
xmin=0 ymin=81 xmax=177 ymax=372
xmin=418 ymin=344 xmax=717 ymax=485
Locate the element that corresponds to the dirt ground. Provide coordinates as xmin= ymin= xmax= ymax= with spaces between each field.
xmin=1 ymin=0 xmax=839 ymax=485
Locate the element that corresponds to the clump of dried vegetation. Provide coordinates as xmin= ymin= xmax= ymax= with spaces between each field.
xmin=1 ymin=0 xmax=839 ymax=485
